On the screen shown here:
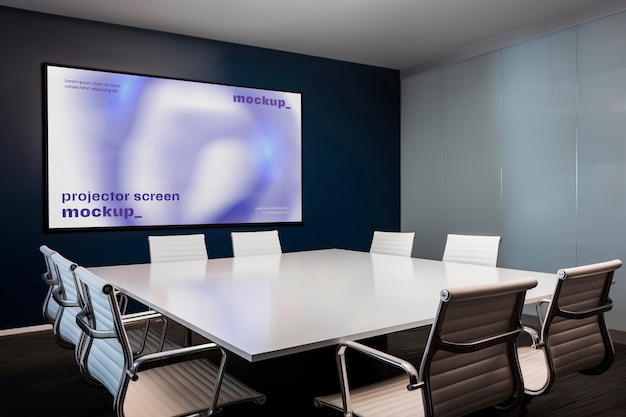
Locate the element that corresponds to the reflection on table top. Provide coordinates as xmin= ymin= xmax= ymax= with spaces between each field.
xmin=88 ymin=249 xmax=557 ymax=362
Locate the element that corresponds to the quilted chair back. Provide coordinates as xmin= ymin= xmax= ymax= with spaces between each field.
xmin=40 ymin=245 xmax=61 ymax=323
xmin=231 ymin=230 xmax=282 ymax=257
xmin=370 ymin=231 xmax=415 ymax=257
xmin=50 ymin=252 xmax=84 ymax=354
xmin=75 ymin=266 xmax=130 ymax=399
xmin=148 ymin=233 xmax=208 ymax=263
xmin=442 ymin=234 xmax=501 ymax=267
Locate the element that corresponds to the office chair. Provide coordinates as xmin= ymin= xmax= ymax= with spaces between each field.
xmin=442 ymin=233 xmax=501 ymax=267
xmin=148 ymin=233 xmax=208 ymax=263
xmin=517 ymin=259 xmax=621 ymax=405
xmin=314 ymin=278 xmax=538 ymax=417
xmin=75 ymin=266 xmax=266 ymax=417
xmin=369 ymin=231 xmax=415 ymax=257
xmin=231 ymin=230 xmax=282 ymax=257
xmin=49 ymin=252 xmax=167 ymax=379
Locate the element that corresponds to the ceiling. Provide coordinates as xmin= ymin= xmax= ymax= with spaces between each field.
xmin=0 ymin=0 xmax=620 ymax=71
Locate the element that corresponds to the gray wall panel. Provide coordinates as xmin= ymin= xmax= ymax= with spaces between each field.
xmin=577 ymin=12 xmax=626 ymax=328
xmin=401 ymin=10 xmax=626 ymax=330
xmin=500 ymin=29 xmax=578 ymax=272
xmin=401 ymin=71 xmax=444 ymax=259
xmin=441 ymin=53 xmax=502 ymax=241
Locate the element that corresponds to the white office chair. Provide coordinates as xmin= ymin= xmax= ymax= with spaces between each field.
xmin=74 ymin=266 xmax=266 ymax=417
xmin=148 ymin=233 xmax=208 ymax=263
xmin=369 ymin=231 xmax=415 ymax=257
xmin=231 ymin=230 xmax=282 ymax=257
xmin=49 ymin=252 xmax=166 ymax=374
xmin=442 ymin=233 xmax=501 ymax=267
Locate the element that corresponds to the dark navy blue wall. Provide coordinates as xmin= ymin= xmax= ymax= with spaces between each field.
xmin=0 ymin=6 xmax=400 ymax=329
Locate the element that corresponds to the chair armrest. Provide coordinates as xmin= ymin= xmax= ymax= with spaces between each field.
xmin=535 ymin=298 xmax=551 ymax=325
xmin=52 ymin=288 xmax=81 ymax=308
xmin=440 ymin=328 xmax=521 ymax=353
xmin=336 ymin=340 xmax=421 ymax=416
xmin=41 ymin=271 xmax=58 ymax=286
xmin=121 ymin=310 xmax=168 ymax=354
xmin=521 ymin=325 xmax=543 ymax=349
xmin=115 ymin=291 xmax=129 ymax=315
xmin=122 ymin=310 xmax=164 ymax=323
xmin=339 ymin=340 xmax=419 ymax=387
xmin=128 ymin=342 xmax=226 ymax=378
xmin=559 ymin=302 xmax=613 ymax=319
xmin=76 ymin=306 xmax=117 ymax=339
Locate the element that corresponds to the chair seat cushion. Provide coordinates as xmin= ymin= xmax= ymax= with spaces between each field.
xmin=123 ymin=357 xmax=266 ymax=417
xmin=315 ymin=375 xmax=424 ymax=417
xmin=518 ymin=346 xmax=549 ymax=392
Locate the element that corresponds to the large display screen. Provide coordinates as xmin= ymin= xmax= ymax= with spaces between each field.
xmin=44 ymin=64 xmax=302 ymax=230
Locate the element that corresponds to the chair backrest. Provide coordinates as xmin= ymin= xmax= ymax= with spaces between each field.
xmin=540 ymin=259 xmax=621 ymax=382
xmin=40 ymin=244 xmax=60 ymax=323
xmin=148 ymin=233 xmax=208 ymax=263
xmin=442 ymin=233 xmax=501 ymax=267
xmin=50 ymin=252 xmax=84 ymax=353
xmin=420 ymin=278 xmax=537 ymax=417
xmin=231 ymin=230 xmax=282 ymax=257
xmin=369 ymin=231 xmax=415 ymax=257
xmin=74 ymin=266 xmax=131 ymax=398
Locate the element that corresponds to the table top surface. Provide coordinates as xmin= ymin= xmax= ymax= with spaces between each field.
xmin=88 ymin=249 xmax=557 ymax=362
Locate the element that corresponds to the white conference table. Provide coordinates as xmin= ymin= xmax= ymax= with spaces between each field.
xmin=88 ymin=249 xmax=557 ymax=362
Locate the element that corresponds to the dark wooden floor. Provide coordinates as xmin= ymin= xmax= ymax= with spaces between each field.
xmin=1 ymin=325 xmax=625 ymax=416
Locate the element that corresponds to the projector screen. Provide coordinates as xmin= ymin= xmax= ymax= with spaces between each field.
xmin=44 ymin=64 xmax=302 ymax=230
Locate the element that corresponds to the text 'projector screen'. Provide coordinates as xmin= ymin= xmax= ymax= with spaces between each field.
xmin=44 ymin=64 xmax=302 ymax=230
